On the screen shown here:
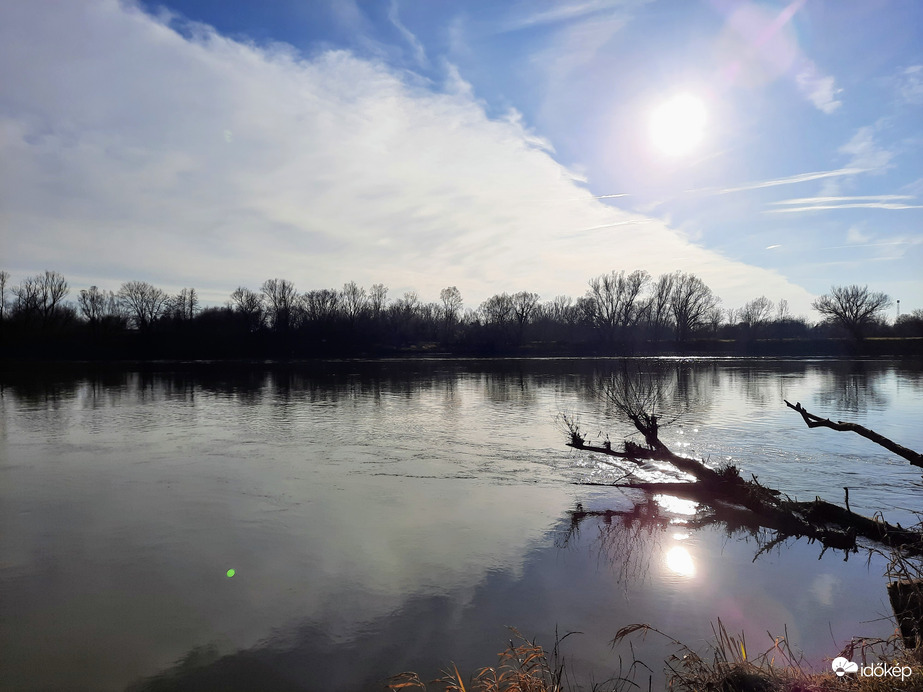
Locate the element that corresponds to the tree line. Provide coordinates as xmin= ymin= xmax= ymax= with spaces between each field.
xmin=0 ymin=268 xmax=919 ymax=359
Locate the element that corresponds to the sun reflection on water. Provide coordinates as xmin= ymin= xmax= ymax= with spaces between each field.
xmin=653 ymin=493 xmax=698 ymax=516
xmin=665 ymin=545 xmax=696 ymax=578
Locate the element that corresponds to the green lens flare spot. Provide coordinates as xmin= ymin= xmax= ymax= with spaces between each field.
xmin=226 ymin=569 xmax=236 ymax=578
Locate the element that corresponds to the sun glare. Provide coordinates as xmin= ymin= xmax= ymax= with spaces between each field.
xmin=649 ymin=93 xmax=707 ymax=156
xmin=665 ymin=546 xmax=696 ymax=578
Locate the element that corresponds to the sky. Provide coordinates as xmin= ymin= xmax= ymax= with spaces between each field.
xmin=2 ymin=0 xmax=921 ymax=318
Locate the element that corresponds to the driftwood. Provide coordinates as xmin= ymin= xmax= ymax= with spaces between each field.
xmin=565 ymin=404 xmax=923 ymax=557
xmin=784 ymin=399 xmax=923 ymax=469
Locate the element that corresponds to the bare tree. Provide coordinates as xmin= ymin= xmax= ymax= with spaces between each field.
xmin=479 ymin=292 xmax=514 ymax=327
xmin=583 ymin=270 xmax=650 ymax=341
xmin=261 ymin=278 xmax=298 ymax=332
xmin=181 ymin=288 xmax=198 ymax=320
xmin=340 ymin=281 xmax=368 ymax=326
xmin=78 ymin=286 xmax=107 ymax=324
xmin=79 ymin=286 xmax=124 ymax=330
xmin=12 ymin=276 xmax=41 ymax=323
xmin=645 ymin=272 xmax=675 ymax=342
xmin=230 ymin=286 xmax=264 ymax=331
xmin=38 ymin=271 xmax=69 ymax=325
xmin=388 ymin=291 xmax=422 ymax=343
xmin=725 ymin=307 xmax=740 ymax=326
xmin=669 ymin=272 xmax=719 ymax=342
xmin=739 ymin=296 xmax=774 ymax=327
xmin=392 ymin=291 xmax=420 ymax=320
xmin=440 ymin=286 xmax=463 ymax=322
xmin=303 ymin=289 xmax=340 ymax=324
xmin=369 ymin=283 xmax=389 ymax=317
xmin=119 ymin=280 xmax=168 ymax=330
xmin=166 ymin=288 xmax=198 ymax=322
xmin=705 ymin=306 xmax=723 ymax=336
xmin=544 ymin=295 xmax=573 ymax=323
xmin=812 ymin=285 xmax=892 ymax=340
xmin=11 ymin=272 xmax=68 ymax=326
xmin=511 ymin=290 xmax=540 ymax=338
xmin=776 ymin=299 xmax=790 ymax=322
xmin=0 ymin=270 xmax=9 ymax=321
xmin=440 ymin=286 xmax=463 ymax=338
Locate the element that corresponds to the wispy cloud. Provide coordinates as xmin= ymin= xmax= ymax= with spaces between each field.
xmin=502 ymin=0 xmax=634 ymax=31
xmin=895 ymin=64 xmax=923 ymax=105
xmin=839 ymin=125 xmax=894 ymax=172
xmin=771 ymin=195 xmax=915 ymax=205
xmin=387 ymin=0 xmax=427 ymax=66
xmin=795 ymin=63 xmax=842 ymax=114
xmin=766 ymin=203 xmax=923 ymax=213
xmin=818 ymin=237 xmax=923 ymax=253
xmin=710 ymin=168 xmax=868 ymax=194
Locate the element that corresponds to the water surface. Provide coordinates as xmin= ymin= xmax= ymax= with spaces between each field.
xmin=1 ymin=359 xmax=921 ymax=690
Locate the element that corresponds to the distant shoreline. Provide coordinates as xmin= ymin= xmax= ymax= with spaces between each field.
xmin=1 ymin=337 xmax=921 ymax=371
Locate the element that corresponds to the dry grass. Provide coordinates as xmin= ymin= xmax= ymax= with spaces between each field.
xmin=387 ymin=622 xmax=922 ymax=692
xmin=613 ymin=618 xmax=923 ymax=692
xmin=387 ymin=628 xmax=635 ymax=692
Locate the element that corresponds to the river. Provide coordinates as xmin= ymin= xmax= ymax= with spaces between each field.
xmin=1 ymin=358 xmax=921 ymax=690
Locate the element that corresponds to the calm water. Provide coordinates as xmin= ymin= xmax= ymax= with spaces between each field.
xmin=2 ymin=359 xmax=922 ymax=691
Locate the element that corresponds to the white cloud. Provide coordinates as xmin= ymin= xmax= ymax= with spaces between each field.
xmin=766 ymin=203 xmax=923 ymax=213
xmin=501 ymin=0 xmax=638 ymax=31
xmin=387 ymin=0 xmax=427 ymax=67
xmin=765 ymin=194 xmax=923 ymax=213
xmin=896 ymin=64 xmax=923 ymax=105
xmin=772 ymin=195 xmax=914 ymax=205
xmin=839 ymin=125 xmax=893 ymax=172
xmin=795 ymin=65 xmax=842 ymax=114
xmin=710 ymin=168 xmax=868 ymax=194
xmin=0 ymin=0 xmax=814 ymax=312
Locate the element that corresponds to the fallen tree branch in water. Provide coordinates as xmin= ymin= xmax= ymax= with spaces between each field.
xmin=564 ymin=391 xmax=923 ymax=557
xmin=784 ymin=399 xmax=923 ymax=468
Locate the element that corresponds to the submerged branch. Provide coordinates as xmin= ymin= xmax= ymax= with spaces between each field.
xmin=784 ymin=399 xmax=923 ymax=468
xmin=566 ymin=396 xmax=923 ymax=557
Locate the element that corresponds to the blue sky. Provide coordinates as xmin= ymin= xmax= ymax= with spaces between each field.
xmin=2 ymin=0 xmax=921 ymax=318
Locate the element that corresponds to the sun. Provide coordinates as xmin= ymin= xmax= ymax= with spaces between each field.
xmin=649 ymin=93 xmax=707 ymax=157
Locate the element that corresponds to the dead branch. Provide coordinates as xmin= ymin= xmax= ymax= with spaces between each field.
xmin=566 ymin=397 xmax=923 ymax=556
xmin=784 ymin=399 xmax=923 ymax=468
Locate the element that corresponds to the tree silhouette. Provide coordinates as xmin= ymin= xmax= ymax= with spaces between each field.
xmin=230 ymin=287 xmax=264 ymax=332
xmin=303 ymin=289 xmax=340 ymax=325
xmin=645 ymin=272 xmax=675 ymax=343
xmin=439 ymin=286 xmax=463 ymax=340
xmin=0 ymin=270 xmax=9 ymax=322
xmin=78 ymin=286 xmax=107 ymax=325
xmin=583 ymin=270 xmax=649 ymax=342
xmin=739 ymin=296 xmax=774 ymax=328
xmin=260 ymin=278 xmax=298 ymax=332
xmin=119 ymin=280 xmax=168 ymax=330
xmin=511 ymin=291 xmax=539 ymax=341
xmin=369 ymin=283 xmax=389 ymax=318
xmin=670 ymin=272 xmax=719 ymax=342
xmin=340 ymin=282 xmax=368 ymax=327
xmin=812 ymin=285 xmax=892 ymax=341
